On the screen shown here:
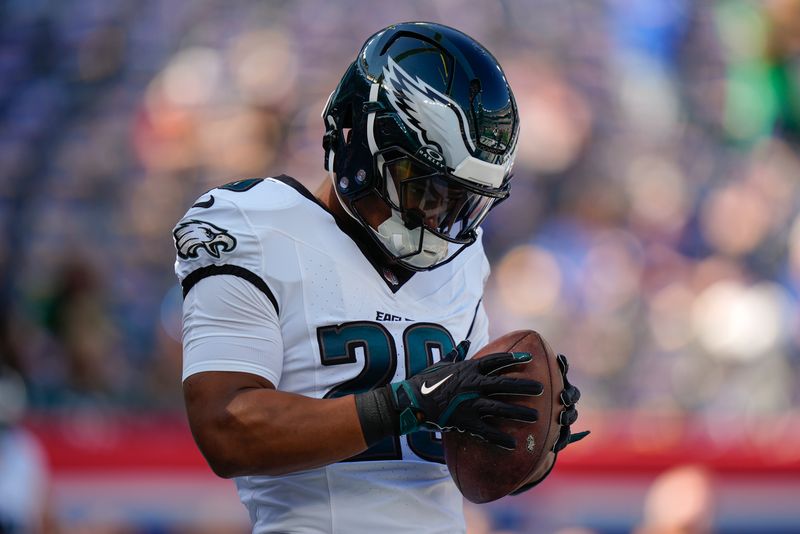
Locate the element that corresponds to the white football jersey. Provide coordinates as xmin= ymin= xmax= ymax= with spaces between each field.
xmin=174 ymin=176 xmax=490 ymax=534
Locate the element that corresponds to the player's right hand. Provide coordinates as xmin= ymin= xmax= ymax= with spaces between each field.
xmin=384 ymin=340 xmax=543 ymax=449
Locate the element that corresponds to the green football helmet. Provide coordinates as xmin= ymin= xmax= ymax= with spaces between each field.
xmin=322 ymin=22 xmax=519 ymax=270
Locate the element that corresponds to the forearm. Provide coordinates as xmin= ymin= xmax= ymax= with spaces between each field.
xmin=185 ymin=375 xmax=369 ymax=477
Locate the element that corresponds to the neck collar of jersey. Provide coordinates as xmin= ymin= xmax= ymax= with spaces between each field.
xmin=272 ymin=175 xmax=416 ymax=292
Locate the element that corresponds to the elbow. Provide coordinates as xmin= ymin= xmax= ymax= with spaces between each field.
xmin=192 ymin=406 xmax=288 ymax=478
xmin=190 ymin=410 xmax=251 ymax=479
xmin=193 ymin=431 xmax=243 ymax=479
xmin=206 ymin=456 xmax=240 ymax=479
xmin=185 ymin=381 xmax=296 ymax=478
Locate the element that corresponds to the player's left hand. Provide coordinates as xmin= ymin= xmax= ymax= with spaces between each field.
xmin=553 ymin=353 xmax=589 ymax=452
xmin=510 ymin=352 xmax=589 ymax=495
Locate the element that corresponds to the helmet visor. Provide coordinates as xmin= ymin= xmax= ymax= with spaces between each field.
xmin=383 ymin=156 xmax=507 ymax=242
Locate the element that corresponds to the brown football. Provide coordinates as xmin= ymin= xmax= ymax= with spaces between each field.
xmin=443 ymin=330 xmax=564 ymax=503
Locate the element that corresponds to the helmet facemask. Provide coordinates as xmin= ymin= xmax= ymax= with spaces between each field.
xmin=336 ymin=143 xmax=509 ymax=271
xmin=373 ymin=148 xmax=509 ymax=268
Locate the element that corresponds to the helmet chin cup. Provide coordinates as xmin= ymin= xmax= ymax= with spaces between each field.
xmin=375 ymin=211 xmax=450 ymax=269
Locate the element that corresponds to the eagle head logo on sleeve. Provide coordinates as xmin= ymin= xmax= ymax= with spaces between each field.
xmin=173 ymin=219 xmax=237 ymax=260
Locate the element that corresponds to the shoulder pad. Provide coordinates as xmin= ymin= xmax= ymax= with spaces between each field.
xmin=208 ymin=177 xmax=306 ymax=213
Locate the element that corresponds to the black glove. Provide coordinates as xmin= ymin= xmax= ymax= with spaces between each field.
xmin=356 ymin=340 xmax=543 ymax=450
xmin=553 ymin=353 xmax=590 ymax=451
xmin=388 ymin=340 xmax=544 ymax=449
xmin=511 ymin=353 xmax=589 ymax=495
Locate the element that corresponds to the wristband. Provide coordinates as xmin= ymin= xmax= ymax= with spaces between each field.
xmin=354 ymin=388 xmax=398 ymax=446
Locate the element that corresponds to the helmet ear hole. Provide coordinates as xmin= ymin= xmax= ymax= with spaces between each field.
xmin=342 ymin=101 xmax=356 ymax=147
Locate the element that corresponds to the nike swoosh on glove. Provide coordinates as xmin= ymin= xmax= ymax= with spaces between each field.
xmin=385 ymin=340 xmax=544 ymax=450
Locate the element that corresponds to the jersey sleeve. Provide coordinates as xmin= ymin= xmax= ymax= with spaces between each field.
xmin=174 ymin=193 xmax=283 ymax=384
xmin=182 ymin=275 xmax=283 ymax=384
xmin=174 ymin=194 xmax=276 ymax=306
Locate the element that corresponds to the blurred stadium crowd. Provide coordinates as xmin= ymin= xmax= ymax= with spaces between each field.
xmin=0 ymin=0 xmax=799 ymax=432
xmin=2 ymin=0 xmax=800 ymax=532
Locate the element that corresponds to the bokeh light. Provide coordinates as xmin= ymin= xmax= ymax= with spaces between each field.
xmin=691 ymin=280 xmax=787 ymax=361
xmin=496 ymin=245 xmax=562 ymax=317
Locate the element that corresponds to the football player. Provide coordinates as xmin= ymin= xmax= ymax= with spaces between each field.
xmin=174 ymin=22 xmax=585 ymax=533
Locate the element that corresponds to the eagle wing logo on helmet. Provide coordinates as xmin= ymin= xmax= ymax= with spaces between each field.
xmin=382 ymin=57 xmax=476 ymax=170
xmin=173 ymin=219 xmax=237 ymax=260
